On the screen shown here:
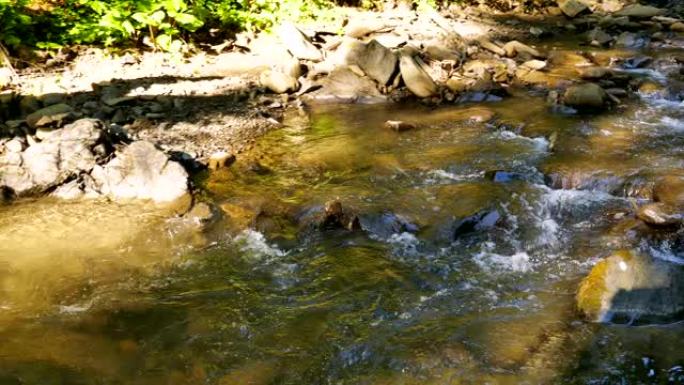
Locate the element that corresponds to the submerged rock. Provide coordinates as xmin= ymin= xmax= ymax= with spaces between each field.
xmin=359 ymin=212 xmax=418 ymax=239
xmin=320 ymin=200 xmax=361 ymax=231
xmin=654 ymin=176 xmax=684 ymax=207
xmin=577 ymin=250 xmax=684 ymax=324
xmin=298 ymin=200 xmax=361 ymax=233
xmin=485 ymin=170 xmax=523 ymax=183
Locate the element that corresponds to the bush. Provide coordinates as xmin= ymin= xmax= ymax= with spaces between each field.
xmin=0 ymin=0 xmax=339 ymax=52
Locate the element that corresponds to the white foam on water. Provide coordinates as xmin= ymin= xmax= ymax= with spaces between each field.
xmin=233 ymin=230 xmax=287 ymax=260
xmin=661 ymin=117 xmax=684 ymax=132
xmin=473 ymin=243 xmax=532 ymax=273
xmin=424 ymin=169 xmax=482 ymax=184
xmin=58 ymin=302 xmax=92 ymax=314
xmin=388 ymin=232 xmax=421 ymax=257
xmin=497 ymin=130 xmax=549 ymax=152
xmin=649 ymin=246 xmax=684 ymax=266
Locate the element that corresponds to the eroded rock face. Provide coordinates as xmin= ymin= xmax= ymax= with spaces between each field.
xmin=335 ymin=39 xmax=397 ymax=86
xmin=558 ymin=0 xmax=589 ymax=18
xmin=577 ymin=250 xmax=684 ymax=324
xmin=91 ymin=141 xmax=189 ymax=203
xmin=278 ymin=22 xmax=323 ymax=62
xmin=304 ymin=67 xmax=385 ymax=103
xmin=399 ymin=53 xmax=438 ymax=98
xmin=0 ymin=119 xmax=105 ymax=196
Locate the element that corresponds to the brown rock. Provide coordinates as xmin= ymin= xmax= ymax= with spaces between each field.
xmin=563 ymin=83 xmax=608 ymax=109
xmin=577 ymin=66 xmax=611 ymax=80
xmin=384 ymin=120 xmax=416 ymax=132
xmin=502 ymin=41 xmax=544 ymax=59
xmin=476 ymin=38 xmax=506 ymax=57
xmin=637 ymin=203 xmax=682 ymax=227
xmin=558 ymin=0 xmax=589 ymax=18
xmin=654 ymin=176 xmax=684 ymax=207
xmin=399 ymin=53 xmax=438 ymax=98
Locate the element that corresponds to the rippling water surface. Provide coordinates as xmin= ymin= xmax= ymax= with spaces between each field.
xmin=2 ymin=46 xmax=684 ymax=384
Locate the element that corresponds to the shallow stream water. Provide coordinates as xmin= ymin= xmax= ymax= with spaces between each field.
xmin=2 ymin=43 xmax=684 ymax=384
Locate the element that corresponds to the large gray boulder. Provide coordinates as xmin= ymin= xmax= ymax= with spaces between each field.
xmin=335 ymin=39 xmax=397 ymax=86
xmin=0 ymin=119 xmax=105 ymax=196
xmin=304 ymin=67 xmax=386 ymax=104
xmin=399 ymin=53 xmax=438 ymax=98
xmin=277 ymin=22 xmax=323 ymax=62
xmin=91 ymin=141 xmax=189 ymax=203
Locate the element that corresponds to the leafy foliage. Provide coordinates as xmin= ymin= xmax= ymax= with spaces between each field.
xmin=0 ymin=0 xmax=334 ymax=52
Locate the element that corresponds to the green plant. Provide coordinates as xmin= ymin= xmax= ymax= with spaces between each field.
xmin=0 ymin=0 xmax=34 ymax=48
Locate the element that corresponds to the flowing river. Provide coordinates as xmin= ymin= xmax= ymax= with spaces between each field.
xmin=1 ymin=41 xmax=684 ymax=384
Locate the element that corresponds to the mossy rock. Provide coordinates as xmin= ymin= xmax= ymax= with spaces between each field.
xmin=577 ymin=250 xmax=684 ymax=324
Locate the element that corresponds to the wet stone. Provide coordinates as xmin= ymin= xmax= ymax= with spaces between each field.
xmin=384 ymin=120 xmax=416 ymax=132
xmin=453 ymin=209 xmax=502 ymax=239
xmin=577 ymin=250 xmax=684 ymax=324
xmin=636 ymin=203 xmax=683 ymax=227
xmin=485 ymin=170 xmax=523 ymax=183
xmin=359 ymin=212 xmax=419 ymax=239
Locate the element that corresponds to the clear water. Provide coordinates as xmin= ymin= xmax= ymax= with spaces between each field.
xmin=1 ymin=48 xmax=684 ymax=384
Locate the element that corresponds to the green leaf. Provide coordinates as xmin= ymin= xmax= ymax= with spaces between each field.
xmin=150 ymin=10 xmax=166 ymax=26
xmin=131 ymin=12 xmax=150 ymax=24
xmin=156 ymin=33 xmax=172 ymax=49
xmin=164 ymin=0 xmax=186 ymax=13
xmin=121 ymin=20 xmax=135 ymax=36
xmin=173 ymin=12 xmax=202 ymax=30
xmin=37 ymin=41 xmax=63 ymax=50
